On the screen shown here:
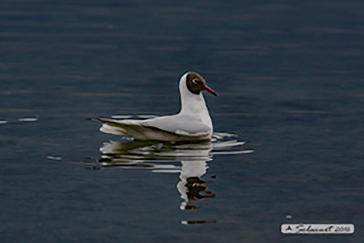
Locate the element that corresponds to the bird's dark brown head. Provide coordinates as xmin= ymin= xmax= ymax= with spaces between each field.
xmin=186 ymin=72 xmax=217 ymax=96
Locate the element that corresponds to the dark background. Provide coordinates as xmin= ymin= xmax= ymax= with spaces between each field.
xmin=1 ymin=0 xmax=363 ymax=242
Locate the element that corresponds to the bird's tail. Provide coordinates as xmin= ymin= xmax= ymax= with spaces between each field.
xmin=89 ymin=118 xmax=149 ymax=138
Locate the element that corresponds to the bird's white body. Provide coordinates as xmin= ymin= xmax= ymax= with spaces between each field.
xmin=95 ymin=72 xmax=215 ymax=141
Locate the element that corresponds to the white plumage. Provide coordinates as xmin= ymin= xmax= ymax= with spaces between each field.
xmin=93 ymin=72 xmax=216 ymax=141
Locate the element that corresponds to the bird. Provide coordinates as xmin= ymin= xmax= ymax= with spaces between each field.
xmin=91 ymin=72 xmax=217 ymax=141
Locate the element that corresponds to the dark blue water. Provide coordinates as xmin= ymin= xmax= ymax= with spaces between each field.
xmin=1 ymin=0 xmax=364 ymax=242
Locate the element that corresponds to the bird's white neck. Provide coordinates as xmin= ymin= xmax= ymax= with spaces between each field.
xmin=178 ymin=73 xmax=212 ymax=128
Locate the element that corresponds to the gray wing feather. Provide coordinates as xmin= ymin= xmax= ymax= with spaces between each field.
xmin=92 ymin=116 xmax=211 ymax=141
xmin=144 ymin=115 xmax=211 ymax=136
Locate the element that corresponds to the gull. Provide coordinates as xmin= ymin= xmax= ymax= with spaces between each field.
xmin=92 ymin=72 xmax=217 ymax=141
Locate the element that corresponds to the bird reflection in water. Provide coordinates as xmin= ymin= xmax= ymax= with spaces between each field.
xmin=177 ymin=161 xmax=215 ymax=210
xmin=88 ymin=133 xmax=252 ymax=219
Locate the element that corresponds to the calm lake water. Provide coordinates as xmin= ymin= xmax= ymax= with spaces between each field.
xmin=1 ymin=0 xmax=364 ymax=242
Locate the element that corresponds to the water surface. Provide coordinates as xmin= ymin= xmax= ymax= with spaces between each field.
xmin=1 ymin=0 xmax=364 ymax=242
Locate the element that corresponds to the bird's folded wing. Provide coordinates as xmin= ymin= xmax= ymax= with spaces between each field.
xmin=144 ymin=115 xmax=211 ymax=136
xmin=91 ymin=118 xmax=158 ymax=136
xmin=91 ymin=116 xmax=211 ymax=139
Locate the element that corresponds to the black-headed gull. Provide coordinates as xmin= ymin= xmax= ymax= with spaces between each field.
xmin=92 ymin=72 xmax=217 ymax=141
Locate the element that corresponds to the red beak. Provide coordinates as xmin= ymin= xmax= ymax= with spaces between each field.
xmin=203 ymin=86 xmax=217 ymax=96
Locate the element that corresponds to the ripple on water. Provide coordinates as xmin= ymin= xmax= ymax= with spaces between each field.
xmin=93 ymin=131 xmax=253 ymax=167
xmin=81 ymin=131 xmax=253 ymax=217
xmin=0 ymin=116 xmax=39 ymax=124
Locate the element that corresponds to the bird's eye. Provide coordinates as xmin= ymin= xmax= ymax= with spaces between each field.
xmin=192 ymin=78 xmax=201 ymax=85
